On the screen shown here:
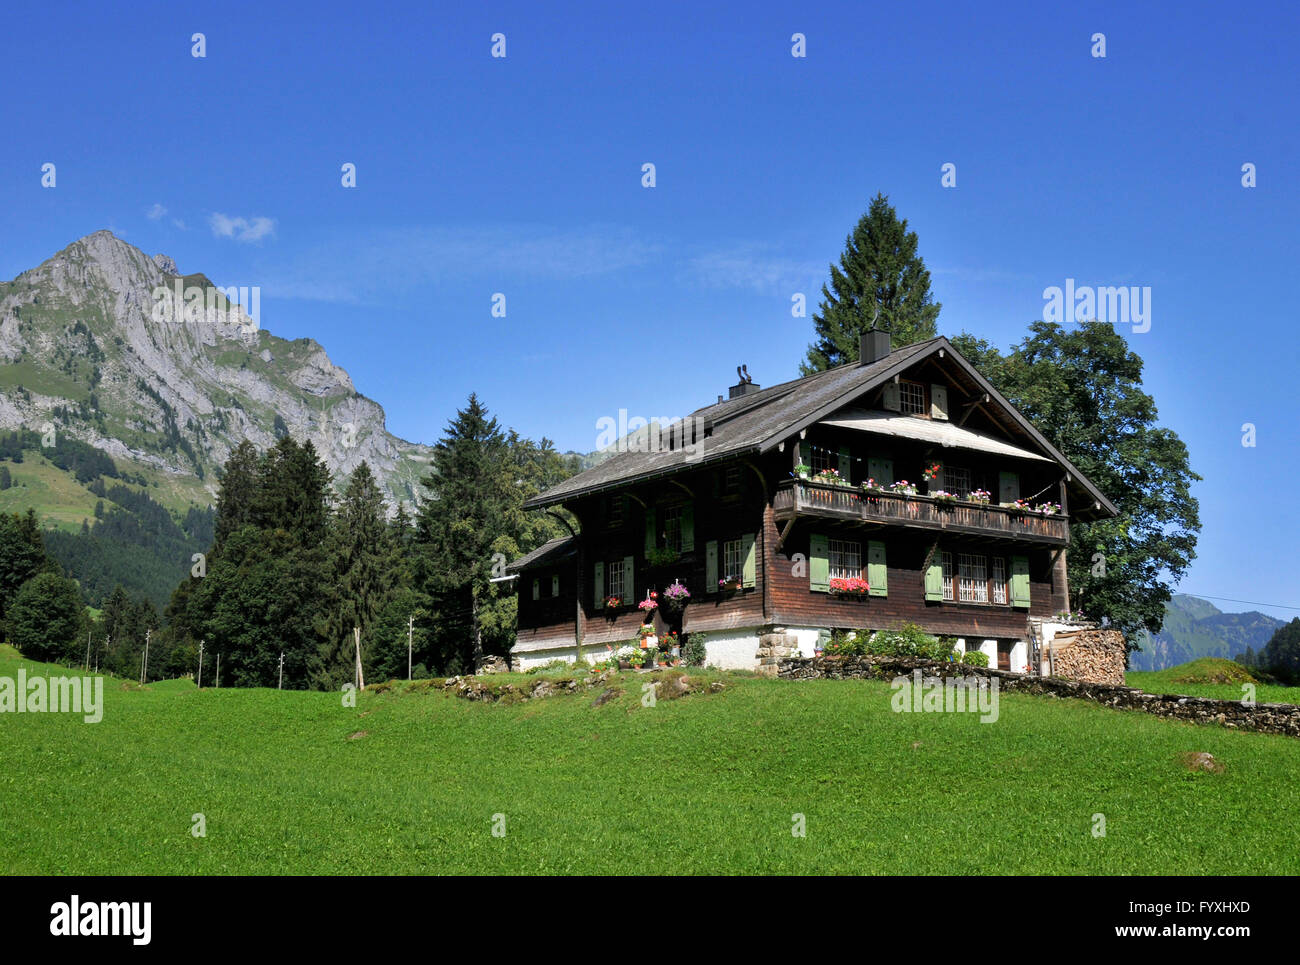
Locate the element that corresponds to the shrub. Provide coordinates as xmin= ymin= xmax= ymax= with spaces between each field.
xmin=961 ymin=649 xmax=990 ymax=667
xmin=866 ymin=623 xmax=955 ymax=661
xmin=823 ymin=629 xmax=863 ymax=656
xmin=683 ymin=633 xmax=707 ymax=667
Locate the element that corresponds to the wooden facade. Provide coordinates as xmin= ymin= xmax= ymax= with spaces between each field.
xmin=510 ymin=336 xmax=1115 ymax=670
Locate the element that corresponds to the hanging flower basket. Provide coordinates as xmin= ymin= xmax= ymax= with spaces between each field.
xmin=661 ymin=579 xmax=691 ymax=611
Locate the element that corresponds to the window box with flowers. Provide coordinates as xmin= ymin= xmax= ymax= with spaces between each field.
xmin=812 ymin=468 xmax=851 ymax=488
xmin=645 ymin=547 xmax=680 ymax=568
xmin=860 ymin=477 xmax=885 ymax=494
xmin=966 ymin=489 xmax=992 ymax=505
xmin=1003 ymin=499 xmax=1033 ymax=515
xmin=717 ymin=575 xmax=742 ymax=593
xmin=1035 ymin=502 xmax=1062 ymax=516
xmin=888 ymin=480 xmax=918 ymax=496
xmin=930 ymin=490 xmax=958 ymax=506
xmin=603 ymin=594 xmax=624 ymax=610
xmin=829 ymin=577 xmax=871 ymax=598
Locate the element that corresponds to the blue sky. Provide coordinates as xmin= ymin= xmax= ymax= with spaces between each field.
xmin=1 ymin=0 xmax=1297 ymax=620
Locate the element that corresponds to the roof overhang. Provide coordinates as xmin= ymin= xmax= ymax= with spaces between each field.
xmin=819 ymin=407 xmax=1054 ymax=462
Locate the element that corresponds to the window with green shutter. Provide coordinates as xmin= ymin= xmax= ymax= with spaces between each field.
xmin=867 ymin=457 xmax=894 ymax=487
xmin=868 ymin=540 xmax=888 ymax=596
xmin=705 ymin=540 xmax=719 ymax=593
xmin=532 ymin=578 xmax=540 ymax=601
xmin=930 ymin=383 xmax=949 ymax=420
xmin=999 ymin=471 xmax=1020 ymax=504
xmin=837 ymin=445 xmax=851 ymax=483
xmin=644 ymin=508 xmax=656 ymax=554
xmin=809 ymin=533 xmax=829 ymax=592
xmin=680 ymin=502 xmax=694 ymax=552
xmin=593 ymin=561 xmax=605 ymax=608
xmin=623 ymin=555 xmax=635 ymax=602
xmin=1010 ymin=555 xmax=1031 ymax=608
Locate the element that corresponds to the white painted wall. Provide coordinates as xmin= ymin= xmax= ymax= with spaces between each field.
xmin=703 ymin=630 xmax=762 ymax=670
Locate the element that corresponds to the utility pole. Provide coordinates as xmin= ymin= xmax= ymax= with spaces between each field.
xmin=85 ymin=630 xmax=92 ymax=671
xmin=197 ymin=639 xmax=204 ymax=688
xmin=215 ymin=651 xmax=221 ymax=688
xmin=408 ymin=614 xmax=414 ymax=680
xmin=140 ymin=628 xmax=151 ymax=685
xmin=353 ymin=626 xmax=365 ymax=691
xmin=278 ymin=651 xmax=285 ymax=690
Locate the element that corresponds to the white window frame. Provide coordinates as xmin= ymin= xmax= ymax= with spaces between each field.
xmin=663 ymin=505 xmax=683 ymax=553
xmin=722 ymin=538 xmax=744 ymax=584
xmin=607 ymin=559 xmax=624 ymax=599
xmin=941 ymin=551 xmax=954 ymax=601
xmin=899 ymin=380 xmax=926 ymax=415
xmin=991 ymin=557 xmax=1007 ymax=605
xmin=959 ymin=553 xmax=989 ymax=603
xmin=828 ymin=538 xmax=862 ymax=581
xmin=945 ymin=466 xmax=972 ymax=498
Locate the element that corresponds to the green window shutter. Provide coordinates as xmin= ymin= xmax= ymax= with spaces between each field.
xmin=925 ymin=556 xmax=944 ymax=601
xmin=551 ymin=575 xmax=559 ymax=597
xmin=705 ymin=540 xmax=719 ymax=593
xmin=930 ymin=384 xmax=948 ymax=420
xmin=593 ymin=562 xmax=605 ymax=608
xmin=741 ymin=533 xmax=757 ymax=588
xmin=867 ymin=457 xmax=895 ymax=487
xmin=867 ymin=540 xmax=888 ymax=597
xmin=644 ymin=507 xmax=656 ymax=553
xmin=809 ymin=533 xmax=829 ymax=592
xmin=1010 ymin=555 xmax=1031 ymax=608
xmin=623 ymin=556 xmax=635 ymax=602
xmin=882 ymin=382 xmax=901 ymax=411
xmin=837 ymin=445 xmax=851 ymax=483
xmin=999 ymin=471 xmax=1020 ymax=504
xmin=532 ymin=578 xmax=540 ymax=601
xmin=681 ymin=502 xmax=695 ymax=552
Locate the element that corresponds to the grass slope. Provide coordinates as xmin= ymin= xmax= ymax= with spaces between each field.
xmin=4 ymin=646 xmax=1300 ymax=875
xmin=1127 ymin=658 xmax=1297 ymax=704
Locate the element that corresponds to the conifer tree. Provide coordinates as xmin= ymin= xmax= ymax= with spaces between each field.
xmin=801 ymin=193 xmax=941 ymax=373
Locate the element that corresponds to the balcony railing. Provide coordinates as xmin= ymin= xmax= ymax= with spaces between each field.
xmin=773 ymin=479 xmax=1069 ymax=544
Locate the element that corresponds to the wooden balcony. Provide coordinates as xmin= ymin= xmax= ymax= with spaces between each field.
xmin=773 ymin=479 xmax=1069 ymax=545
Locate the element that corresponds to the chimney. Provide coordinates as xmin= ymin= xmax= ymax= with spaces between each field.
xmin=728 ymin=364 xmax=760 ymax=399
xmin=860 ymin=329 xmax=891 ymax=365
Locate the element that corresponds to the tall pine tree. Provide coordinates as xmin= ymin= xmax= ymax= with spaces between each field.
xmin=801 ymin=193 xmax=941 ymax=373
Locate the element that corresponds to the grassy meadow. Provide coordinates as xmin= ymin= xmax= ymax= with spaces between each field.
xmin=3 ymin=644 xmax=1300 ymax=875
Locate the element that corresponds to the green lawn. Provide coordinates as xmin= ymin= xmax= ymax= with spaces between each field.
xmin=1127 ymin=658 xmax=1299 ymax=705
xmin=4 ymin=644 xmax=1299 ymax=875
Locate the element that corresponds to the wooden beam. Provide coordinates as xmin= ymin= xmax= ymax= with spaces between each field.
xmin=669 ymin=479 xmax=694 ymax=499
xmin=775 ymin=518 xmax=796 ymax=552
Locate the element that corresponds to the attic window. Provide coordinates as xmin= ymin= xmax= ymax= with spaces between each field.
xmin=899 ymin=380 xmax=927 ymax=416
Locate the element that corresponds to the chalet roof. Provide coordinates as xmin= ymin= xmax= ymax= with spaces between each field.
xmin=505 ymin=535 xmax=577 ymax=573
xmin=524 ymin=336 xmax=1119 ymax=519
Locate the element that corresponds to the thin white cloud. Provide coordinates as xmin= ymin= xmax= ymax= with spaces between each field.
xmin=684 ymin=243 xmax=825 ymax=297
xmin=209 ymin=213 xmax=277 ymax=243
xmin=146 ymin=203 xmax=167 ymax=221
xmin=265 ymin=224 xmax=663 ymax=304
xmin=171 ymin=218 xmax=188 ymax=230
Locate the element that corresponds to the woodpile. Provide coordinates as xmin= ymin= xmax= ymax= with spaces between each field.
xmin=1050 ymin=628 xmax=1126 ymax=685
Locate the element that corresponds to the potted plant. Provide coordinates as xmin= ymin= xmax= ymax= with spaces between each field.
xmin=793 ymin=462 xmax=812 ymax=480
xmin=1003 ymin=498 xmax=1032 ymax=515
xmin=812 ymin=467 xmax=845 ymax=487
xmin=628 ymin=648 xmax=647 ymax=669
xmin=888 ymin=479 xmax=918 ymax=496
xmin=1035 ymin=501 xmax=1062 ymax=516
xmin=931 ymin=489 xmax=958 ymax=506
xmin=967 ymin=488 xmax=991 ymax=505
xmin=718 ymin=575 xmax=742 ymax=593
xmin=860 ymin=477 xmax=884 ymax=494
xmin=638 ymin=592 xmax=659 ymax=615
xmin=922 ymin=462 xmax=942 ymax=483
xmin=603 ymin=594 xmax=623 ymax=610
xmin=662 ymin=579 xmax=691 ymax=612
xmin=638 ymin=623 xmax=657 ymax=648
xmin=646 ymin=547 xmax=680 ymax=568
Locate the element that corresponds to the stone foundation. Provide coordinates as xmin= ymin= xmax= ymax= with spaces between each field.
xmin=756 ymin=628 xmax=799 ymax=677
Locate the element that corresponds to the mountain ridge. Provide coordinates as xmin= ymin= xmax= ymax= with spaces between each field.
xmin=0 ymin=230 xmax=432 ymax=509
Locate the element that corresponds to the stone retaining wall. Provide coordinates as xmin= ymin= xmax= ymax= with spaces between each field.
xmin=777 ymin=655 xmax=1300 ymax=738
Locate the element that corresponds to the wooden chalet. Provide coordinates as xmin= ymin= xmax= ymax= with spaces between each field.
xmin=508 ymin=332 xmax=1118 ymax=673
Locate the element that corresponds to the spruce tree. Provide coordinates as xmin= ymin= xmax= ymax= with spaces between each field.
xmin=214 ymin=440 xmax=259 ymax=546
xmin=801 ymin=193 xmax=941 ymax=373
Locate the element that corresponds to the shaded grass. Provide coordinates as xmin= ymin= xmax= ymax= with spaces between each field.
xmin=3 ymin=645 xmax=1299 ymax=875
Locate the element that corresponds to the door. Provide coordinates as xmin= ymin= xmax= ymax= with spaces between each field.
xmin=996 ymin=640 xmax=1013 ymax=671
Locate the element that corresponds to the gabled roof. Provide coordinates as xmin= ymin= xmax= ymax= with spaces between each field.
xmin=525 ymin=336 xmax=1118 ymax=520
xmin=505 ymin=535 xmax=577 ymax=573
